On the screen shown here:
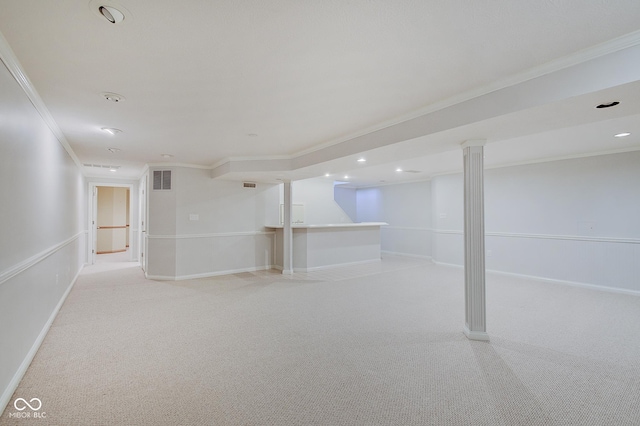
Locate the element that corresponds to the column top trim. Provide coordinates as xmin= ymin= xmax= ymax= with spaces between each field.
xmin=461 ymin=139 xmax=487 ymax=149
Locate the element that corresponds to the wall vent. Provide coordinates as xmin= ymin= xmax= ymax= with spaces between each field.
xmin=243 ymin=182 xmax=257 ymax=188
xmin=153 ymin=170 xmax=172 ymax=190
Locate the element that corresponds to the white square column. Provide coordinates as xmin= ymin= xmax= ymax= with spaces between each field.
xmin=282 ymin=180 xmax=293 ymax=275
xmin=462 ymin=140 xmax=489 ymax=341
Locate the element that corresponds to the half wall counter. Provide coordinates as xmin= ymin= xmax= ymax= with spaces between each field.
xmin=265 ymin=222 xmax=387 ymax=272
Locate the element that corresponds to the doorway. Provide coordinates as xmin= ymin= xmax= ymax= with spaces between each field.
xmin=88 ymin=183 xmax=136 ymax=265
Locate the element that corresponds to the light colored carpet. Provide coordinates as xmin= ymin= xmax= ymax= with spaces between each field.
xmin=2 ymin=255 xmax=639 ymax=425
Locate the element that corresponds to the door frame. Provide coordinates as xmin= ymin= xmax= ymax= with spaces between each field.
xmin=87 ymin=182 xmax=135 ymax=265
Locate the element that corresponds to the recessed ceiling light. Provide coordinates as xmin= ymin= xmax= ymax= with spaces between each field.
xmin=99 ymin=5 xmax=125 ymax=23
xmin=595 ymin=101 xmax=620 ymax=109
xmin=160 ymin=154 xmax=173 ymax=158
xmin=357 ymin=158 xmax=366 ymax=163
xmin=344 ymin=175 xmax=349 ymax=179
xmin=107 ymin=147 xmax=121 ymax=153
xmin=614 ymin=132 xmax=631 ymax=138
xmin=325 ymin=173 xmax=330 ymax=177
xmin=101 ymin=127 xmax=122 ymax=135
xmin=396 ymin=168 xmax=403 ymax=172
xmin=109 ymin=167 xmax=117 ymax=172
xmin=101 ymin=92 xmax=125 ymax=103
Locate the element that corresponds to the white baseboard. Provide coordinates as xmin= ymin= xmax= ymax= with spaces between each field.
xmin=431 ymin=260 xmax=640 ymax=297
xmin=463 ymin=325 xmax=490 ymax=342
xmin=0 ymin=265 xmax=83 ymax=415
xmin=431 ymin=260 xmax=463 ymax=269
xmin=146 ymin=265 xmax=275 ymax=281
xmin=381 ymin=251 xmax=432 ymax=260
xmin=294 ymin=258 xmax=381 ymax=273
xmin=487 ymin=268 xmax=640 ymax=297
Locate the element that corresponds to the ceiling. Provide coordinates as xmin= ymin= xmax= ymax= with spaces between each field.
xmin=0 ymin=0 xmax=639 ymax=186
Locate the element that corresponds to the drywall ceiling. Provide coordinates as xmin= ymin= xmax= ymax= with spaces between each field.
xmin=0 ymin=0 xmax=639 ymax=185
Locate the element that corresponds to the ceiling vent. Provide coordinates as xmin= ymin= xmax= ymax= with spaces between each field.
xmin=243 ymin=182 xmax=257 ymax=188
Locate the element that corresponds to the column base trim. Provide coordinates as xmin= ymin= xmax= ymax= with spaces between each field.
xmin=464 ymin=325 xmax=490 ymax=342
xmin=282 ymin=269 xmax=293 ymax=275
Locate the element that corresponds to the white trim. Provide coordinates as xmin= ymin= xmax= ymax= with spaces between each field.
xmin=146 ymin=162 xmax=211 ymax=169
xmin=433 ymin=229 xmax=463 ymax=235
xmin=484 ymin=147 xmax=640 ymax=174
xmin=353 ymin=177 xmax=433 ymax=190
xmin=486 ymin=231 xmax=640 ymax=245
xmin=290 ymin=30 xmax=640 ymax=159
xmin=486 ymin=269 xmax=640 ymax=297
xmin=294 ymin=258 xmax=381 ymax=273
xmin=146 ymin=231 xmax=275 ymax=239
xmin=381 ymin=251 xmax=432 ymax=260
xmin=0 ymin=32 xmax=83 ymax=173
xmin=383 ymin=226 xmax=433 ymax=231
xmin=463 ymin=326 xmax=490 ymax=342
xmin=0 ymin=265 xmax=83 ymax=414
xmin=432 ymin=260 xmax=464 ymax=269
xmin=0 ymin=232 xmax=84 ymax=286
xmin=432 ymin=229 xmax=640 ymax=244
xmin=146 ymin=265 xmax=275 ymax=281
xmin=432 ymin=260 xmax=640 ymax=297
xmin=88 ymin=182 xmax=135 ymax=265
xmin=210 ymin=155 xmax=292 ymax=169
xmin=429 ymin=147 xmax=640 ymax=180
xmin=461 ymin=139 xmax=486 ymax=149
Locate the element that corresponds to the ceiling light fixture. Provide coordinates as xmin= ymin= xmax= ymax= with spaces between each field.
xmin=614 ymin=132 xmax=631 ymax=138
xmin=595 ymin=101 xmax=619 ymax=109
xmin=357 ymin=158 xmax=366 ymax=163
xmin=325 ymin=173 xmax=330 ymax=177
xmin=161 ymin=154 xmax=173 ymax=159
xmin=344 ymin=175 xmax=349 ymax=179
xmin=396 ymin=168 xmax=403 ymax=172
xmin=101 ymin=127 xmax=122 ymax=135
xmin=101 ymin=92 xmax=125 ymax=103
xmin=99 ymin=5 xmax=125 ymax=24
xmin=109 ymin=167 xmax=118 ymax=172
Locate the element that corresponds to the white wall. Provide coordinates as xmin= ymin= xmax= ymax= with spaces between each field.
xmin=484 ymin=152 xmax=640 ymax=292
xmin=288 ymin=178 xmax=353 ymax=224
xmin=357 ymin=180 xmax=432 ymax=258
xmin=146 ymin=167 xmax=280 ymax=279
xmin=0 ymin=59 xmax=85 ymax=411
xmin=333 ymin=185 xmax=357 ymax=222
xmin=356 ymin=152 xmax=640 ymax=293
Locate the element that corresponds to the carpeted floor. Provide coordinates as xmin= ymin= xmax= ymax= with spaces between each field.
xmin=2 ymin=255 xmax=639 ymax=425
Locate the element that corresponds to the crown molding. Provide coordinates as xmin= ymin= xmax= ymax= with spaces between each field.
xmin=428 ymin=146 xmax=640 ymax=179
xmin=0 ymin=30 xmax=84 ymax=174
xmin=291 ymin=29 xmax=640 ymax=159
xmin=146 ymin=162 xmax=211 ymax=169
